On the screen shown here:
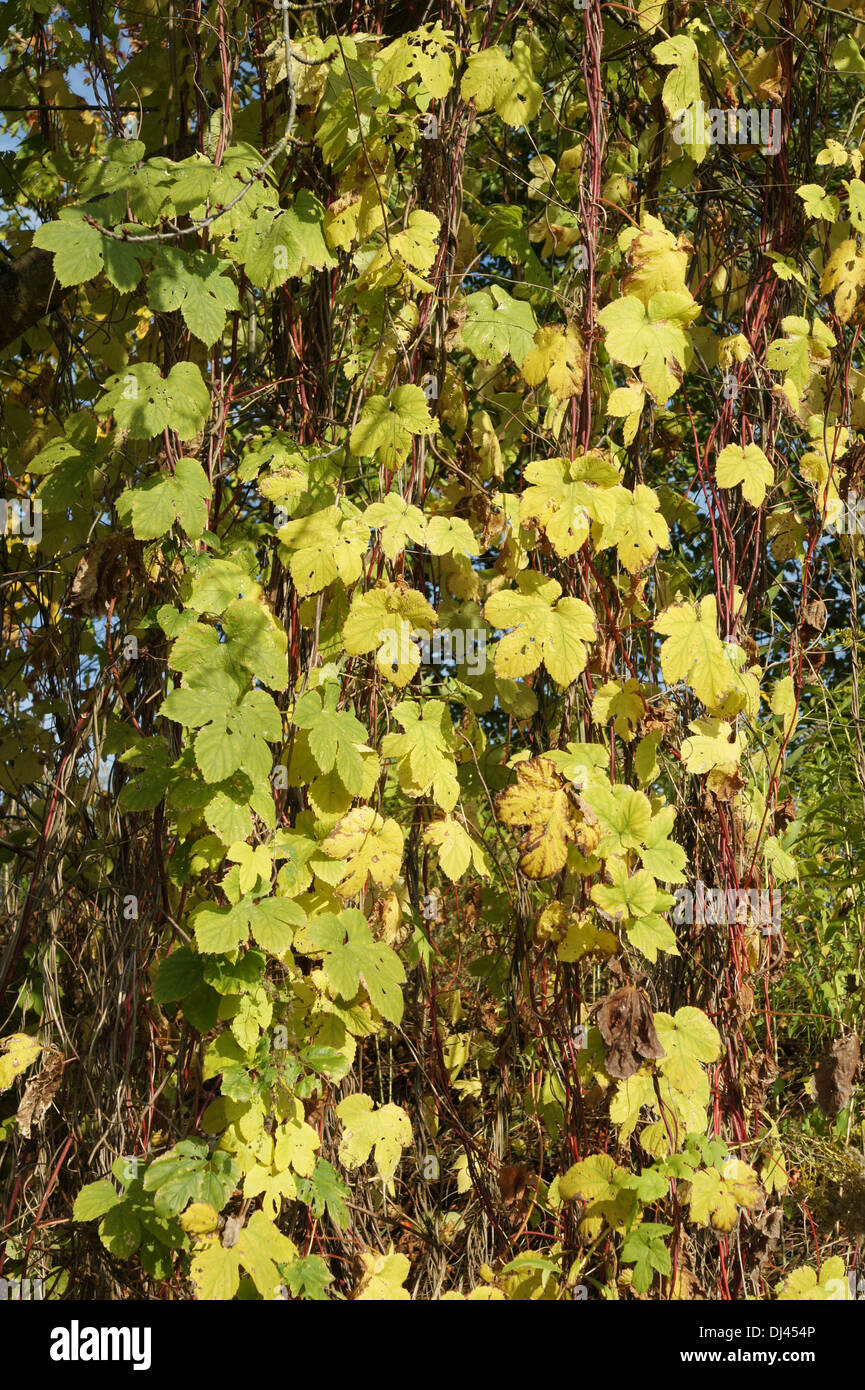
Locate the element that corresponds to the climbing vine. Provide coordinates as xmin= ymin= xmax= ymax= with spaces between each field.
xmin=1 ymin=0 xmax=864 ymax=1304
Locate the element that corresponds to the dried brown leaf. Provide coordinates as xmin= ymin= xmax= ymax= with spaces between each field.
xmin=810 ymin=1034 xmax=860 ymax=1116
xmin=16 ymin=1046 xmax=64 ymax=1138
xmin=596 ymin=985 xmax=665 ymax=1080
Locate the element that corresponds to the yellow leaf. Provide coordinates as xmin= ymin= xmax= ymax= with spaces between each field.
xmin=606 ymin=382 xmax=646 ymax=417
xmin=686 ymin=1159 xmax=762 ymax=1231
xmin=637 ymin=0 xmax=665 ymax=33
xmin=821 ymin=238 xmax=865 ymax=323
xmin=337 ymin=1094 xmax=412 ymax=1180
xmin=680 ymin=718 xmax=746 ymax=776
xmin=760 ymin=1144 xmax=789 ymax=1197
xmin=521 ymin=325 xmax=586 ymax=400
xmin=496 ymin=756 xmax=593 ymax=878
xmin=778 ymin=1255 xmax=851 ymax=1301
xmin=715 ymin=442 xmax=774 ymax=507
xmin=557 ymin=914 xmax=619 ymax=963
xmin=180 ymin=1202 xmax=220 ymax=1235
xmin=342 ymin=583 xmax=438 ymax=688
xmin=655 ymin=596 xmax=735 ymax=708
xmin=591 ymin=678 xmax=645 ymax=740
xmin=353 ymin=1244 xmax=411 ymax=1300
xmin=321 ymin=806 xmax=404 ymax=897
xmin=484 ymin=571 xmax=596 ymax=687
xmin=619 ymin=213 xmax=693 ymax=303
xmin=190 ymin=1236 xmax=241 ymax=1301
xmin=0 ymin=1034 xmax=42 ymax=1093
xmin=718 ymin=333 xmax=751 ymax=368
xmin=423 ymin=817 xmax=490 ymax=881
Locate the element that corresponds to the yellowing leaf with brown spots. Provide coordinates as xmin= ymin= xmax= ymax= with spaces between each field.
xmin=520 ymin=325 xmax=586 ymax=400
xmin=0 ymin=1034 xmax=42 ymax=1093
xmin=321 ymin=806 xmax=404 ymax=897
xmin=180 ymin=1202 xmax=220 ymax=1235
xmin=496 ymin=756 xmax=591 ymax=878
xmin=620 ymin=214 xmax=693 ymax=303
xmin=342 ymin=583 xmax=438 ymax=688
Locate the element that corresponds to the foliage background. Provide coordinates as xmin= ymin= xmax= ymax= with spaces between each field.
xmin=1 ymin=0 xmax=864 ymax=1302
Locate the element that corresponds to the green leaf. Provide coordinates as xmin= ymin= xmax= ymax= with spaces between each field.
xmin=377 ymin=26 xmax=456 ymax=100
xmin=591 ymin=857 xmax=657 ymax=921
xmin=99 ymin=1203 xmax=142 ymax=1258
xmin=205 ymin=788 xmax=253 ymax=845
xmin=778 ymin=1255 xmax=851 ymax=1301
xmin=202 ymin=950 xmax=265 ymax=996
xmin=220 ymin=599 xmax=288 ymax=690
xmin=300 ymin=1043 xmax=351 ymax=1080
xmin=152 ymin=947 xmax=205 ymax=1004
xmin=349 ymin=385 xmax=435 ymax=467
xmin=581 ymin=783 xmax=652 ymax=856
xmin=194 ymin=721 xmax=245 ymax=783
xmin=591 ymin=679 xmax=645 ymax=741
xmin=296 ymin=1159 xmax=350 ymax=1229
xmin=304 ymin=909 xmax=406 ymax=1022
xmin=638 ymin=806 xmax=688 ymax=882
xmin=241 ymin=688 xmax=284 ymax=742
xmin=293 ymin=684 xmax=369 ymax=795
xmin=833 ymin=37 xmax=865 ymax=74
xmin=160 ymin=682 xmax=276 ymax=786
xmin=33 ymin=213 xmax=104 ymax=286
xmin=161 ymin=685 xmax=231 ymax=728
xmin=381 ymin=699 xmax=460 ymax=811
xmin=102 ymin=236 xmax=145 ymax=292
xmin=97 ymin=361 xmax=210 ymax=441
xmin=461 ymin=286 xmax=539 ymax=366
xmin=192 ymin=903 xmax=249 ymax=954
xmin=147 ymin=247 xmax=239 ymax=347
xmin=596 ymin=484 xmax=670 ymax=573
xmin=652 ymin=34 xmax=701 ymax=159
xmin=229 ymin=192 xmax=335 ymax=289
xmin=363 ymin=493 xmax=428 ymax=560
xmin=625 ymin=910 xmax=680 ymax=963
xmin=847 ymin=181 xmax=865 ymax=236
xmin=122 ymin=456 xmax=211 ymax=540
xmin=559 ymin=1153 xmax=633 ymax=1242
xmin=281 ymin=1253 xmax=334 ymax=1301
xmin=686 ymin=1159 xmax=762 ymax=1230
xmin=620 ymin=1223 xmax=673 ymax=1293
xmin=73 ymin=1179 xmax=120 ymax=1222
xmin=248 ymin=896 xmax=304 ymax=954
xmin=143 ymin=1141 xmax=237 ymax=1218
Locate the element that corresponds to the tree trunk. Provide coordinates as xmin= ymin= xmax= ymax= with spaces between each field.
xmin=0 ymin=248 xmax=63 ymax=352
